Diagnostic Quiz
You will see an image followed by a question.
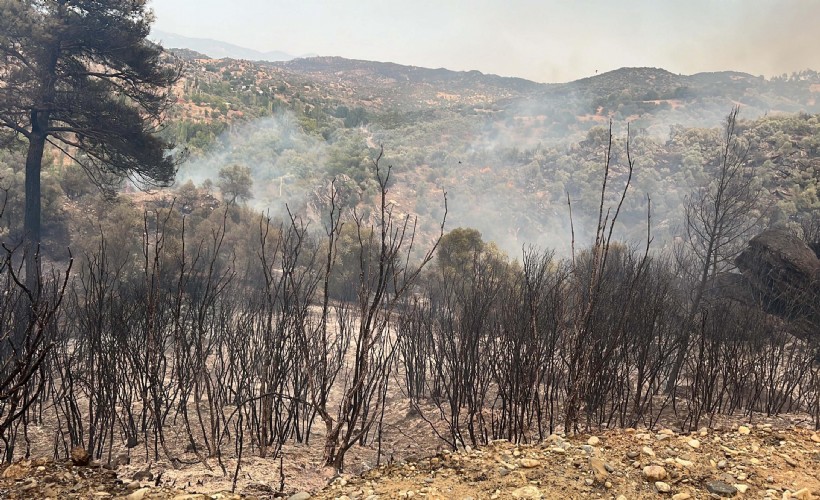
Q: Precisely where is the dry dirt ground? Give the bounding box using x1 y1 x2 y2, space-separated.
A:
1 421 819 500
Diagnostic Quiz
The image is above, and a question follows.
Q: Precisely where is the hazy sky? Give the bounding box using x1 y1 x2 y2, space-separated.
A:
149 0 819 83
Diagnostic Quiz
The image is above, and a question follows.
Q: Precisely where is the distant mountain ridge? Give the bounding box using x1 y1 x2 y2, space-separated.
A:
277 56 541 90
268 58 819 123
266 56 544 108
164 42 819 130
149 29 315 62
150 32 819 114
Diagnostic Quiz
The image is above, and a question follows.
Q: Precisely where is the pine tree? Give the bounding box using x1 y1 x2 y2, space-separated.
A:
0 0 183 285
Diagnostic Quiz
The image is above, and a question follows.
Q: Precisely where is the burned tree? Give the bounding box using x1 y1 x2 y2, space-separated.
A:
666 107 765 393
314 148 446 472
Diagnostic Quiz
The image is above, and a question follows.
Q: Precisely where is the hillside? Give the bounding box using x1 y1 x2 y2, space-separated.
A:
153 53 820 255
273 56 544 110
2 52 818 259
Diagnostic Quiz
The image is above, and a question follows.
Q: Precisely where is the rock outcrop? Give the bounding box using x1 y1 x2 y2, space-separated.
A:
735 228 820 342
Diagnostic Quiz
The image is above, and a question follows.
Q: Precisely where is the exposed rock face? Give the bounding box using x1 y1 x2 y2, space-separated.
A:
735 228 820 342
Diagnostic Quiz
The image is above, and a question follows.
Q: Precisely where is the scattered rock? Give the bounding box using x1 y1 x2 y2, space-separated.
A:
587 436 600 446
641 446 656 457
519 458 540 468
132 469 153 481
126 488 151 500
656 481 671 493
588 457 609 482
672 493 692 500
687 439 701 449
1 463 28 480
735 484 749 493
706 480 738 497
70 446 91 466
288 493 312 500
643 465 667 481
546 434 564 444
19 479 38 491
738 426 751 435
511 485 542 498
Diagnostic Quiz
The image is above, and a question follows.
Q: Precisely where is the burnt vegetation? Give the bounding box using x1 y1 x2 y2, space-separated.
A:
0 107 818 494
0 5 819 493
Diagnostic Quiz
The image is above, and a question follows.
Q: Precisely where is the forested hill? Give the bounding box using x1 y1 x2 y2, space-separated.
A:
269 57 819 121
273 56 544 105
155 52 818 251
173 51 820 124
2 52 818 258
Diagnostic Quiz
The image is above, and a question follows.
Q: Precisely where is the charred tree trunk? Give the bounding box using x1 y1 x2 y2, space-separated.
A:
23 121 46 293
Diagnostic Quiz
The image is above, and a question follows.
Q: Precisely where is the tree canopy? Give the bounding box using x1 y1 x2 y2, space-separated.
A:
0 0 182 270
437 227 484 271
217 163 253 204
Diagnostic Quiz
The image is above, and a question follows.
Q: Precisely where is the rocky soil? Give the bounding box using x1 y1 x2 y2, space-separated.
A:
1 424 818 499
312 424 820 500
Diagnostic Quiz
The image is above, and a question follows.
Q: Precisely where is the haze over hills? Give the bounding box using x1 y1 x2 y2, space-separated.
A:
9 32 815 258
154 32 819 117
163 34 820 119
154 47 819 256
